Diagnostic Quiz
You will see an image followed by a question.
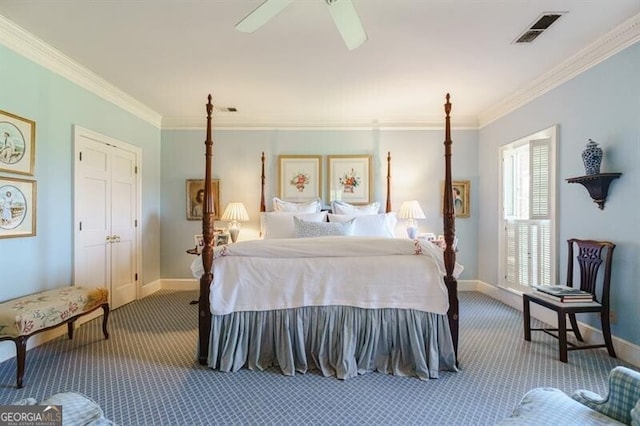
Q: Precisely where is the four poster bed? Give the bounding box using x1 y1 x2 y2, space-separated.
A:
195 94 459 380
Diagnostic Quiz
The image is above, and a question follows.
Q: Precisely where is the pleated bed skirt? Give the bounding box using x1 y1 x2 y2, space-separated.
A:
206 305 457 380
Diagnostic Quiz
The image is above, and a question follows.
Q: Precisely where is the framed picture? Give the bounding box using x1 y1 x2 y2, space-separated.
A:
186 179 220 221
0 110 36 176
441 180 470 218
194 234 204 250
215 233 229 246
278 155 322 202
0 177 36 238
327 155 372 205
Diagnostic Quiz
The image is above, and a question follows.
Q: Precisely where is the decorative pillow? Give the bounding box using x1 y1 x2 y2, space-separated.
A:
332 200 380 215
261 211 327 239
328 213 397 238
39 392 111 425
272 197 321 213
294 216 355 238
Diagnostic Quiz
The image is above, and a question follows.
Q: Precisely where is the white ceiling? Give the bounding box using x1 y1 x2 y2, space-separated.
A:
1 1 639 128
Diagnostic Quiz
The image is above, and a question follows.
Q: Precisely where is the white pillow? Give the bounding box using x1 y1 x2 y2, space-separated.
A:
261 211 328 239
332 200 380 215
294 216 355 238
328 213 397 238
272 197 321 213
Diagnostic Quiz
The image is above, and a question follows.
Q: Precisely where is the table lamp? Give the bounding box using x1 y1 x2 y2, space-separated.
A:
221 202 249 243
398 200 425 239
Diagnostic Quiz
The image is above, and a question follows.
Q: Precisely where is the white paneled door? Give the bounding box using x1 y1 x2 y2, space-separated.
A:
74 126 140 309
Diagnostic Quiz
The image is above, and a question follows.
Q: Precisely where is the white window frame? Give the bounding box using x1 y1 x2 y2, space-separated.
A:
498 125 558 292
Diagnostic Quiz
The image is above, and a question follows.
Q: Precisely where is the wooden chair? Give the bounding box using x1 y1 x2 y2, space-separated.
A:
523 238 616 362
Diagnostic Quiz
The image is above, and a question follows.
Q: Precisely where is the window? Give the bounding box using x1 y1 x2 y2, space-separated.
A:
499 126 557 290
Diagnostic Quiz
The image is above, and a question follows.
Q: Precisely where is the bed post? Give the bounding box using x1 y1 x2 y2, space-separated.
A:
385 152 392 213
198 95 214 365
260 152 266 212
442 93 459 362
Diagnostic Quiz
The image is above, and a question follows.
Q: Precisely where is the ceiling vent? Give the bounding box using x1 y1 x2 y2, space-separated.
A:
514 12 566 44
215 106 238 113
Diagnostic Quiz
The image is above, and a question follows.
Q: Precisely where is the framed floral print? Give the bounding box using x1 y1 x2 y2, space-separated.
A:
0 177 36 238
0 110 36 176
328 155 372 205
278 155 322 202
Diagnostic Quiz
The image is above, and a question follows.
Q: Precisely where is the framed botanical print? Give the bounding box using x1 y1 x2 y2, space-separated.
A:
186 179 220 220
0 177 36 238
327 155 372 205
278 155 322 202
0 110 36 176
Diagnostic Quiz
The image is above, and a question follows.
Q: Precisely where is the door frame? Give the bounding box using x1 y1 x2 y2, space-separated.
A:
73 125 142 301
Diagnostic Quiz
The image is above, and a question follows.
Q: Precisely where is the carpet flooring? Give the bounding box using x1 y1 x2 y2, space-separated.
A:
0 290 632 425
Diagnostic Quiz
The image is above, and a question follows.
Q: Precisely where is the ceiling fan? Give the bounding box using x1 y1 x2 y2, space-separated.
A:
235 0 368 50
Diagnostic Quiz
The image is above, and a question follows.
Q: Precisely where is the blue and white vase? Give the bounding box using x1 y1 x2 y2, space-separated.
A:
581 139 603 175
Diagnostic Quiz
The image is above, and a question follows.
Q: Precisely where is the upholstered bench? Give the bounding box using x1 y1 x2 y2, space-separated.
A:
0 286 109 388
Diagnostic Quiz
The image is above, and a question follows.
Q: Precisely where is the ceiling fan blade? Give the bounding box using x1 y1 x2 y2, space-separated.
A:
236 0 293 33
326 0 367 50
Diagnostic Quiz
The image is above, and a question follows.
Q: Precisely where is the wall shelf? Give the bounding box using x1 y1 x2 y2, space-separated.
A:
566 173 622 210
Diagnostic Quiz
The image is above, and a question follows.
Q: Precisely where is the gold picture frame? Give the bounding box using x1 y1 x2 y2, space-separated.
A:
441 180 470 218
278 155 322 202
186 179 220 220
327 155 372 205
0 110 36 176
0 177 36 238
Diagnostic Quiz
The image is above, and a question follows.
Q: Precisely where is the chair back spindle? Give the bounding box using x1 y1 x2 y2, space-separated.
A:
567 239 615 305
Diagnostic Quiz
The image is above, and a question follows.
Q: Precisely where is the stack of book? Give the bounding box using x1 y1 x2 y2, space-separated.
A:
533 285 594 303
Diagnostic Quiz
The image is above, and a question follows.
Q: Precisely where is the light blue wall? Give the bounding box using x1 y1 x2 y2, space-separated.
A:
0 44 162 301
160 127 479 279
478 43 640 345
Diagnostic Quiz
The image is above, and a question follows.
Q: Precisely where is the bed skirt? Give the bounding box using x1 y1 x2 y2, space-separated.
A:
206 306 457 380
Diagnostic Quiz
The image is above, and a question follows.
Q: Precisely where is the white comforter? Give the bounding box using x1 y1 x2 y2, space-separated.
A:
191 237 463 316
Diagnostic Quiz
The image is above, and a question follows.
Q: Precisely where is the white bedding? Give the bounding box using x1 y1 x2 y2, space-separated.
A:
191 237 463 316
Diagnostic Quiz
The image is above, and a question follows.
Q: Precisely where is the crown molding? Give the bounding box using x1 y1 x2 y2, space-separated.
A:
0 14 162 128
4 11 637 132
479 13 640 128
161 114 479 130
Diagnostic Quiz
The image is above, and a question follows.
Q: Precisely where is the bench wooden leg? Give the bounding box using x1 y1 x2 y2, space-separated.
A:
68 321 75 340
15 336 27 389
102 303 110 339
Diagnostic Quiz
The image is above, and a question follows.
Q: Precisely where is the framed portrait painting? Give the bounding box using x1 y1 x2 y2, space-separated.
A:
186 179 220 220
327 155 372 205
0 110 36 176
441 180 470 218
278 155 322 202
0 177 36 238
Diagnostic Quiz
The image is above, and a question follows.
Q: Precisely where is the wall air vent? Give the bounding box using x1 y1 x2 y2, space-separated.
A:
514 12 566 44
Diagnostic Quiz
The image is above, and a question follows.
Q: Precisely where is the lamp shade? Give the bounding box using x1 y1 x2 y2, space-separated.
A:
221 202 249 222
398 200 425 220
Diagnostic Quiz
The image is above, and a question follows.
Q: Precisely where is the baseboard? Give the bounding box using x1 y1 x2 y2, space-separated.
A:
161 279 198 291
474 280 640 368
140 279 162 298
